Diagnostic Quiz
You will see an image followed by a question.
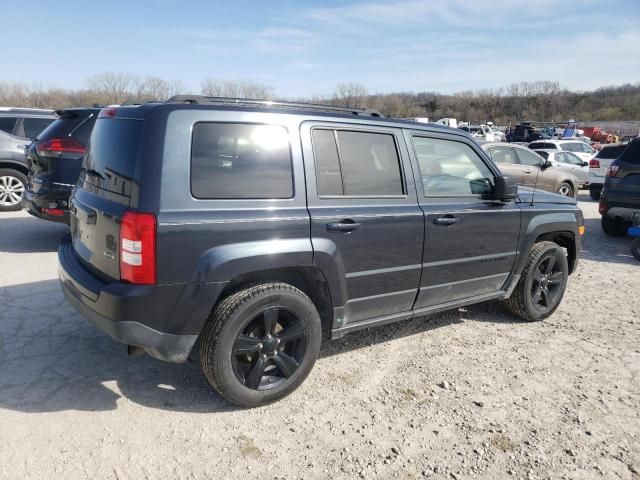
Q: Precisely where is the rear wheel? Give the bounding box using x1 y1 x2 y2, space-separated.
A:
0 168 27 212
557 182 573 198
589 185 601 201
505 241 569 322
200 283 322 407
601 214 628 237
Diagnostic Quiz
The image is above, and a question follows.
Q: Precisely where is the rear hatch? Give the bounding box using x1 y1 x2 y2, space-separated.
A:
70 111 144 282
590 144 627 179
27 109 98 192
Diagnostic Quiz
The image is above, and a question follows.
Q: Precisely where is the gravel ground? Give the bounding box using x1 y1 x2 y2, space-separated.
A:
0 196 638 480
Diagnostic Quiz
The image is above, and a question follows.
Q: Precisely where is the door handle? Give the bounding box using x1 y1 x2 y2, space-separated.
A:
433 216 460 226
524 168 532 174
326 220 361 232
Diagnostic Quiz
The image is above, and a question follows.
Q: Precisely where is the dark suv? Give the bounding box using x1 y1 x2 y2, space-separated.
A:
58 97 584 407
599 138 640 236
0 108 55 211
23 108 99 223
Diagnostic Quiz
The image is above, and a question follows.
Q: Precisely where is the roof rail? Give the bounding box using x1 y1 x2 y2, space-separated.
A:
0 107 53 114
166 95 383 117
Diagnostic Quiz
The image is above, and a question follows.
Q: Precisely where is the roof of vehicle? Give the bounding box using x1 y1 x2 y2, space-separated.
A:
103 96 472 137
481 142 532 150
0 107 54 116
529 139 586 144
54 107 102 118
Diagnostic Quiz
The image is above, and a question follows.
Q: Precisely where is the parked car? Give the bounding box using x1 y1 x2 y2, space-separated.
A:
459 124 497 142
599 138 640 236
588 143 628 200
22 108 100 223
532 149 589 188
482 143 579 197
58 97 584 407
0 108 55 211
527 140 596 162
508 123 544 143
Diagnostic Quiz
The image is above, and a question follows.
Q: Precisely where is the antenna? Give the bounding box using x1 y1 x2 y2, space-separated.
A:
530 161 542 206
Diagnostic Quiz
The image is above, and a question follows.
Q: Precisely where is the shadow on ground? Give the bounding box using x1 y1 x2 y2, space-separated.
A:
0 278 521 414
0 215 68 253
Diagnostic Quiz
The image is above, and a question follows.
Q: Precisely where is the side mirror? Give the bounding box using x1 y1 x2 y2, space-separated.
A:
581 161 589 167
540 159 552 169
493 175 518 201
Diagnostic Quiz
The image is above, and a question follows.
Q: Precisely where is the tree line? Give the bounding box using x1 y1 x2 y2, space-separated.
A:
1 73 638 124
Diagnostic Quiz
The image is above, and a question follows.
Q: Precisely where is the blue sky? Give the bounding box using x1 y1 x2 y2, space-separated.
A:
1 0 639 97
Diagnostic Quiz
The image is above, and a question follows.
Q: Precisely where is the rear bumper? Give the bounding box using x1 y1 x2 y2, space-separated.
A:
23 187 71 224
58 235 225 363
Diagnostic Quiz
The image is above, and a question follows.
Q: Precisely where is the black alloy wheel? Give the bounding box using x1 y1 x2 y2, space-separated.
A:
529 253 564 315
232 306 307 391
200 282 322 407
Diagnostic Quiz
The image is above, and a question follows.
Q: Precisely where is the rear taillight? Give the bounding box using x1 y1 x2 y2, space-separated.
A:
42 208 64 216
598 200 608 215
36 138 86 156
605 165 620 177
589 159 600 168
119 211 157 285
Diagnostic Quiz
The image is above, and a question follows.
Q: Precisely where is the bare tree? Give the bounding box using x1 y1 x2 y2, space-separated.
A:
86 72 133 104
333 82 368 108
201 79 274 99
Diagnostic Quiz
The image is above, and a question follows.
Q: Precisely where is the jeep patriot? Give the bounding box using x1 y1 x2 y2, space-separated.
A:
58 97 584 407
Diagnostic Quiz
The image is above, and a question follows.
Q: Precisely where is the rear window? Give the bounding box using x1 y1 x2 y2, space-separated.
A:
529 142 555 150
191 123 293 199
84 119 142 180
0 116 18 134
38 112 97 147
620 140 640 164
597 145 627 159
560 142 583 153
23 117 54 139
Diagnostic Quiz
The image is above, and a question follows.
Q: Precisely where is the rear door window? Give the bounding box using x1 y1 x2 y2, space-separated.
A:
22 117 54 139
0 116 18 134
191 123 293 199
312 129 404 196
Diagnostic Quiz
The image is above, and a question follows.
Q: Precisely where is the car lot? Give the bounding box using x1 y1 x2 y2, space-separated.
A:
0 198 638 479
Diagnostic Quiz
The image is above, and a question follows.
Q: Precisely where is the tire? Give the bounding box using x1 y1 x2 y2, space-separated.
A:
0 168 27 212
557 182 574 198
601 214 628 237
589 185 601 201
200 282 322 407
504 241 569 322
631 238 640 261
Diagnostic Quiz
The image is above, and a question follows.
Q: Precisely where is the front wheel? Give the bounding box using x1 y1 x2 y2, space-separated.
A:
557 182 574 198
504 241 569 322
0 168 27 212
200 283 322 407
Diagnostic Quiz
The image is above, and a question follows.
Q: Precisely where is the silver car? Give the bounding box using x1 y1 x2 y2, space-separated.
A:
0 108 55 211
532 149 588 188
482 143 579 197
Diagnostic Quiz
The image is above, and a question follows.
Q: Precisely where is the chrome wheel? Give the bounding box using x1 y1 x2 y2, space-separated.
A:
0 175 25 207
557 183 572 197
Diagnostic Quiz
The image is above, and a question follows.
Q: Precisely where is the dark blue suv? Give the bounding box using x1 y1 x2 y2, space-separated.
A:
58 97 584 407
